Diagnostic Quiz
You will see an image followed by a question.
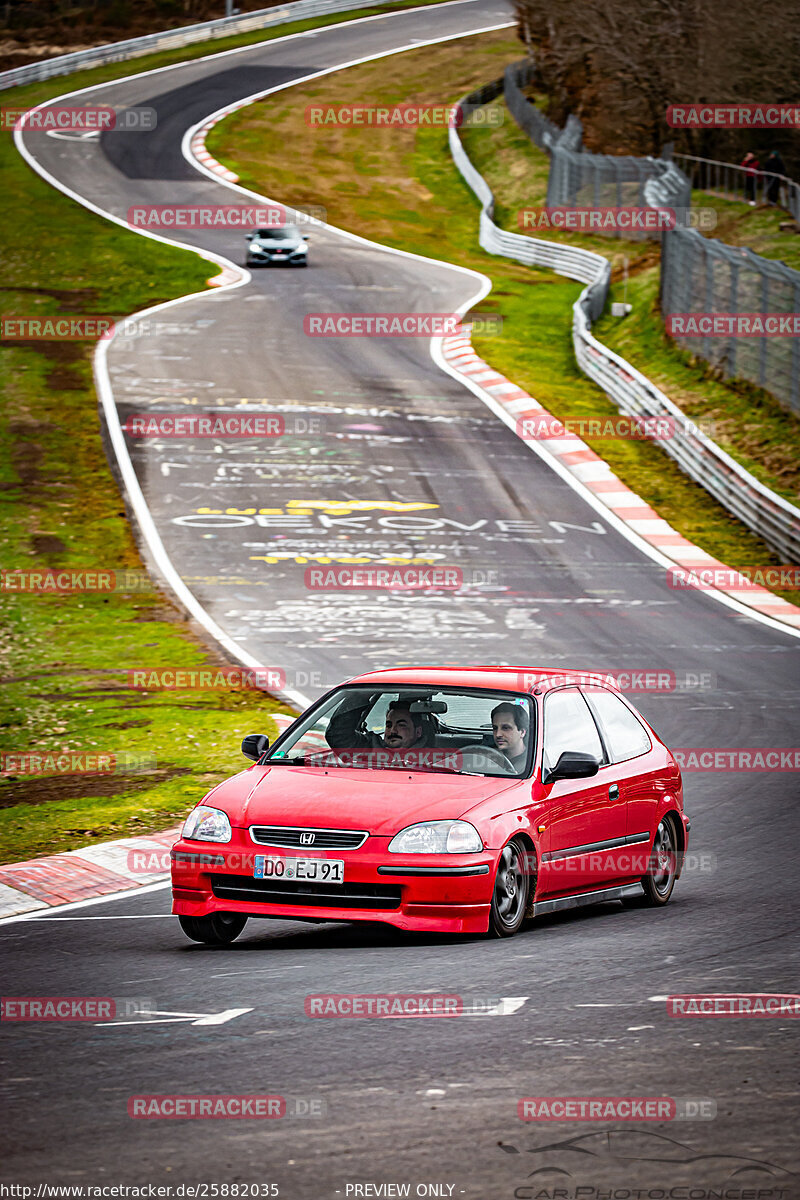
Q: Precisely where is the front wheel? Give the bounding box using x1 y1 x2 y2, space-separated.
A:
178 912 248 945
640 818 678 906
488 838 529 938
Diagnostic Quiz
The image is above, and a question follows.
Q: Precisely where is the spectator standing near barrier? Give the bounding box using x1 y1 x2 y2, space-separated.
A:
741 151 760 204
764 150 786 205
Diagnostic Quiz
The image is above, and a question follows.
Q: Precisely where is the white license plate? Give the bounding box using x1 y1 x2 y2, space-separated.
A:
253 855 344 883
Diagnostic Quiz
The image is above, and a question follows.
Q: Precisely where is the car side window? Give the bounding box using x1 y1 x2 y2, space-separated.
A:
542 688 604 773
584 688 651 762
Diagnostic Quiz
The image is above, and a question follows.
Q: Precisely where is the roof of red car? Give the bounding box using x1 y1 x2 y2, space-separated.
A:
344 666 621 695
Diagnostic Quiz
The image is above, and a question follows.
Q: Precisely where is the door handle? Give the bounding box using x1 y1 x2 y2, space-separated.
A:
608 784 620 799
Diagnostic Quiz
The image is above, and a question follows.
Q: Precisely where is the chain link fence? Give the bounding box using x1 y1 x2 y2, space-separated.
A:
450 79 800 562
661 229 800 413
504 59 800 414
674 153 800 224
504 61 691 239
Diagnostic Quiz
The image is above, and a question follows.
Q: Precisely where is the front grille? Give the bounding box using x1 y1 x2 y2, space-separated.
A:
211 874 401 910
250 825 368 850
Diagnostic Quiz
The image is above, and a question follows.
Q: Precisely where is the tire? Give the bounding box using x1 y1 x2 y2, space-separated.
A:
640 817 678 906
488 838 529 938
178 913 248 945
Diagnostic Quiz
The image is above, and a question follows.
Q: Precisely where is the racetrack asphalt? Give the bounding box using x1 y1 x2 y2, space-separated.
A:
5 3 800 1193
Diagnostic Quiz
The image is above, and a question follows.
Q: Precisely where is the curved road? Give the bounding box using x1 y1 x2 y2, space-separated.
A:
3 3 800 1194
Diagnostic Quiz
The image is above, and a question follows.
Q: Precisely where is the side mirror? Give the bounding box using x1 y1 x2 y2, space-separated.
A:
542 751 599 784
245 232 254 241
242 733 269 761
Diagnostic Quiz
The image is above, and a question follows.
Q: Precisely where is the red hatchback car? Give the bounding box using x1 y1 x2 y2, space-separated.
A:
171 667 689 944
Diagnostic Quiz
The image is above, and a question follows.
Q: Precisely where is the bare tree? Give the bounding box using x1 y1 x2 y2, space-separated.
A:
513 0 800 166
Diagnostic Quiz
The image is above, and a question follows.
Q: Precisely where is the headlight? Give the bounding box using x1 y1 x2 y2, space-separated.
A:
182 805 232 843
388 820 482 854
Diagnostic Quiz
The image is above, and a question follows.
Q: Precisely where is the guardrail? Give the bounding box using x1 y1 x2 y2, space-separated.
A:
503 61 692 239
0 0 403 90
450 82 800 564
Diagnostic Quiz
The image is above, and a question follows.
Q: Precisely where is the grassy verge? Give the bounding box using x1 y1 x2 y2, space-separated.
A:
207 31 800 607
12 0 463 859
0 0 453 106
456 96 800 506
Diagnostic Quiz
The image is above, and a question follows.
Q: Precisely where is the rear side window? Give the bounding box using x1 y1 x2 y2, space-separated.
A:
584 688 651 762
542 688 604 773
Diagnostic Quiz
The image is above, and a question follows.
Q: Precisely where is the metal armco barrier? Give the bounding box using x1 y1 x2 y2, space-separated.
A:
450 83 800 564
504 61 691 239
503 61 800 415
0 0 404 90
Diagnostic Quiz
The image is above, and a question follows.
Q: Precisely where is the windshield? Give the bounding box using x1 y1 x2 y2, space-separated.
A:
253 226 300 240
265 685 535 778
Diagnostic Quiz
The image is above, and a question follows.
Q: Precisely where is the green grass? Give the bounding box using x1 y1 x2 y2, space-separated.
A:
0 0 452 106
692 190 800 273
11 0 470 860
207 32 800 609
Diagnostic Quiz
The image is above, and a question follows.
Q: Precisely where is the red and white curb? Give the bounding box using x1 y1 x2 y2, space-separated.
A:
190 111 242 184
442 332 800 631
0 717 303 920
190 114 247 288
0 827 181 918
190 116 250 288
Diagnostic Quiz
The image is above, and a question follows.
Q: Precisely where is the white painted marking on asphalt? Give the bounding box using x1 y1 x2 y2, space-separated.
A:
19 914 174 919
0 880 172 926
193 1007 254 1025
15 7 516 717
100 1007 253 1027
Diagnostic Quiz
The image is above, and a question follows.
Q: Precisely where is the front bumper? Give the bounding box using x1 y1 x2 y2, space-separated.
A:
247 251 306 265
170 831 494 934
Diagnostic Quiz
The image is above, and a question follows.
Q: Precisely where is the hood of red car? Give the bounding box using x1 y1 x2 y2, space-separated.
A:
207 764 520 838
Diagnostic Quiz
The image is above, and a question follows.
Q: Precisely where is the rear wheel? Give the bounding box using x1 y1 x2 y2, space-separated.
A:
488 838 529 938
640 817 678 905
178 913 248 945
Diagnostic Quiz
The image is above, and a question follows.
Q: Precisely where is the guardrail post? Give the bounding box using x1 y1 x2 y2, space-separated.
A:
727 257 739 378
792 282 800 413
